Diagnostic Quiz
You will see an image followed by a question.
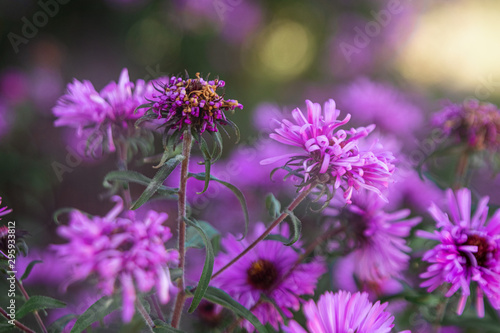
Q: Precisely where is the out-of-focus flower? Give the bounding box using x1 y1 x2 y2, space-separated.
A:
326 190 420 283
418 188 500 317
0 68 28 106
53 68 154 154
141 73 242 136
284 291 410 333
52 197 179 322
338 78 423 139
432 99 500 151
0 197 12 219
211 223 326 332
261 99 395 203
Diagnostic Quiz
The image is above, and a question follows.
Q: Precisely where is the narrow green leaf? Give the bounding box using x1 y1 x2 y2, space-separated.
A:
16 296 66 320
265 194 281 219
52 207 75 224
103 170 178 196
152 320 186 333
70 296 120 333
197 137 212 194
20 260 43 281
284 210 302 246
186 221 220 249
188 173 249 239
202 287 268 333
48 314 77 333
226 119 240 144
184 218 215 313
131 155 184 210
209 131 223 163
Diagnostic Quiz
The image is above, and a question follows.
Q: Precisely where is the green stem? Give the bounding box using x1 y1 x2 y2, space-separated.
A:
136 299 155 332
453 150 469 190
117 141 134 219
0 307 36 333
211 183 317 280
171 130 193 328
16 278 47 333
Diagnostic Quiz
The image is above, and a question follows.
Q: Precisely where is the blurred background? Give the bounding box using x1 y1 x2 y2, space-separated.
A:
1 0 500 331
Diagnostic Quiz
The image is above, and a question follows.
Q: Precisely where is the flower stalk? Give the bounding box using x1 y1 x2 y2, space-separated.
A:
171 130 193 328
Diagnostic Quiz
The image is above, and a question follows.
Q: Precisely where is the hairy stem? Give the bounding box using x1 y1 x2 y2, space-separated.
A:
0 307 36 333
171 131 193 328
453 150 469 190
150 295 165 322
117 141 135 219
136 299 155 331
16 279 47 333
211 184 317 280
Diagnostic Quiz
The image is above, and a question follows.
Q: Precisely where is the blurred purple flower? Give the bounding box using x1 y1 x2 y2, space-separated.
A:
52 196 179 322
53 68 153 153
0 68 28 106
418 188 500 317
432 99 500 151
0 197 12 219
327 190 420 282
15 249 69 286
284 290 410 333
146 73 242 135
261 99 395 203
211 222 326 332
338 78 423 138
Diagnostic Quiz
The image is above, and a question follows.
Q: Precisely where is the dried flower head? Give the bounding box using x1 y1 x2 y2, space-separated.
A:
433 99 500 151
52 197 179 322
418 188 500 317
140 72 243 139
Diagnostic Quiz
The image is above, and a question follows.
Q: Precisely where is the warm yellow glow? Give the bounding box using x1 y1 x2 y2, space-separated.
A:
397 0 500 91
252 20 314 80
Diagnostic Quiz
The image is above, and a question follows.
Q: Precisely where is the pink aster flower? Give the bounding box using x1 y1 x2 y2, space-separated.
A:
284 291 410 333
52 68 154 154
211 223 326 332
262 99 395 203
52 197 179 322
417 188 500 317
326 190 420 283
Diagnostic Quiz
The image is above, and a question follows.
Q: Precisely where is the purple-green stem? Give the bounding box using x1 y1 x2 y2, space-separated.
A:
136 299 155 331
16 278 47 333
171 131 193 328
0 307 36 333
211 183 317 281
150 294 165 322
453 150 469 190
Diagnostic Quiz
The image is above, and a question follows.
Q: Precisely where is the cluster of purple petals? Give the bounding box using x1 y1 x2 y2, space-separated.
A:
432 99 500 151
52 68 153 152
417 188 500 317
326 190 420 283
284 290 410 333
0 197 12 219
211 223 326 332
149 74 242 134
338 78 423 139
262 99 395 203
52 196 179 322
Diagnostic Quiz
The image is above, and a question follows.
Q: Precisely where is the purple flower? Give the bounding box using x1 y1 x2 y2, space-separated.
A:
284 291 410 333
145 73 243 135
0 197 12 219
261 99 395 203
432 99 500 151
52 196 179 322
418 188 500 317
326 190 420 282
53 68 153 153
338 78 423 139
211 223 326 332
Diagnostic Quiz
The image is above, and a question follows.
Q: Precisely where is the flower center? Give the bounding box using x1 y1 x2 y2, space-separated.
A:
246 259 278 290
464 234 489 267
